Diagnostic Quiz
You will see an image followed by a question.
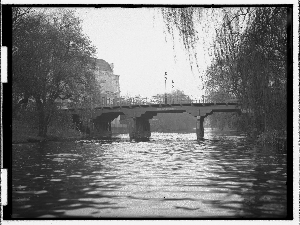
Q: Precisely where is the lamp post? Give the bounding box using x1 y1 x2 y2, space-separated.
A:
164 72 167 104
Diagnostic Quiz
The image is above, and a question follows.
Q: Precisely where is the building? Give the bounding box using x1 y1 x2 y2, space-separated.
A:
90 58 125 131
90 58 120 107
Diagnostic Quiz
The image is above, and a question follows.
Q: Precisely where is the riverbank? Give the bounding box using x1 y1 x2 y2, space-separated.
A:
12 120 130 144
12 120 85 144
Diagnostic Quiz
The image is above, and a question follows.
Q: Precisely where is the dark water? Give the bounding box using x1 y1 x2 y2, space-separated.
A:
12 130 287 218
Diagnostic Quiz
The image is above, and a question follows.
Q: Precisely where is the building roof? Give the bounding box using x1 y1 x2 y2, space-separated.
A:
90 58 113 72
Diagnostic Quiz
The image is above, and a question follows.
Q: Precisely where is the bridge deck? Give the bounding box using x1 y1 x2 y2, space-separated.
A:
69 102 239 111
66 102 241 120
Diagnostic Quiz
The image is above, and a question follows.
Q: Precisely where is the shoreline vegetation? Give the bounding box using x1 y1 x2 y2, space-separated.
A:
12 119 85 144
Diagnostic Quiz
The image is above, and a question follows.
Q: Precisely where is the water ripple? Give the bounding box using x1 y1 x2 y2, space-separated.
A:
12 131 287 218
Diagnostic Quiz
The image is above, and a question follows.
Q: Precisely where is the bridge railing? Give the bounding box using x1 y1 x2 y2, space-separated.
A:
58 96 239 109
91 96 239 107
61 96 239 109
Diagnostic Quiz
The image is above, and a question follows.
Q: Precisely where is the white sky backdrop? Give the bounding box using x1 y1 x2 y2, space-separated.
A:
75 8 214 99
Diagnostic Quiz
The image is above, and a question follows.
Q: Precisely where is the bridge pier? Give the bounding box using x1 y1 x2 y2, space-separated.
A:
128 117 151 141
196 116 205 140
92 119 112 139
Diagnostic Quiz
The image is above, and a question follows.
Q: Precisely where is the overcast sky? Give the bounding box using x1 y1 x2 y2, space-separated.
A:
74 8 214 99
5 2 298 100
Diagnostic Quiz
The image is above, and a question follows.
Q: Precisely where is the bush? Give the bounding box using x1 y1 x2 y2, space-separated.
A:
49 110 74 130
257 130 281 144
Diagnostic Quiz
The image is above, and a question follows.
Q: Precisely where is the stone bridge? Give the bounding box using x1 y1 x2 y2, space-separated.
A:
67 100 241 141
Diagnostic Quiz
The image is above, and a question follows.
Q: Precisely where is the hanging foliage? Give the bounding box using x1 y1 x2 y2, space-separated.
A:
161 7 288 137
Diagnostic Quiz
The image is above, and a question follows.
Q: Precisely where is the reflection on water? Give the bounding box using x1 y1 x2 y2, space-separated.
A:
12 130 287 218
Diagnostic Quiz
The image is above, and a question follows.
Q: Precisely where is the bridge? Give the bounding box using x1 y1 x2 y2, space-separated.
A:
65 97 241 141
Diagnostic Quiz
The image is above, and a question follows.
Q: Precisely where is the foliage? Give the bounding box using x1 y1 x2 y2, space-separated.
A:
207 112 237 130
161 8 203 71
152 89 192 103
13 102 39 128
205 7 287 135
162 7 288 137
256 130 282 144
12 8 97 137
49 110 74 130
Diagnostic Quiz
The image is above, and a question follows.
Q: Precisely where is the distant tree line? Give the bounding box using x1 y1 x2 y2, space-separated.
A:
149 90 196 132
150 113 196 132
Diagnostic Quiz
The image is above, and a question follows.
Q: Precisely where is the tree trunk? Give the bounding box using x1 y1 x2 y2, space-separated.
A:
38 117 48 137
36 99 48 138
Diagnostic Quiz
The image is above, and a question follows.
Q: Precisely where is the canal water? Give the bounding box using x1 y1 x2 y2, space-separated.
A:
12 130 287 218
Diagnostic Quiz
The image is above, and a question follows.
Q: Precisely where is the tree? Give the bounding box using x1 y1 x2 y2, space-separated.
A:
162 7 288 136
12 8 97 137
12 7 34 117
205 7 287 134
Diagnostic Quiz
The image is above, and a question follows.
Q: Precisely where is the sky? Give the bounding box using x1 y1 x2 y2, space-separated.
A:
74 8 214 99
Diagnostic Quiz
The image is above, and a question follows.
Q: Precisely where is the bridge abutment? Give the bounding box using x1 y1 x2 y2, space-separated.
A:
128 117 151 141
92 119 112 139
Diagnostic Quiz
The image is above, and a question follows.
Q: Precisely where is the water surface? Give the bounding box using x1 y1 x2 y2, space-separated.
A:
12 130 287 218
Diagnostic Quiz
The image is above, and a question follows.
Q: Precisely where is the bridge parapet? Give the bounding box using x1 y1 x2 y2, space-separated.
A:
60 96 239 109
